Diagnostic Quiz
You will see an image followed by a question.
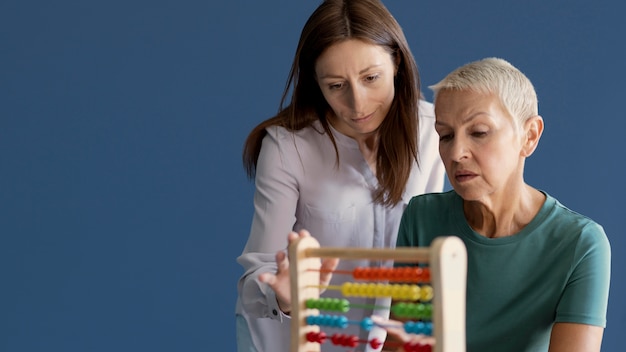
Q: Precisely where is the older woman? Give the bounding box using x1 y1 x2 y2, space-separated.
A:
390 57 610 351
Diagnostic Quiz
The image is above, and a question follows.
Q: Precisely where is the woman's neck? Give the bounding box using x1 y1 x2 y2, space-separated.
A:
464 186 545 238
358 135 379 175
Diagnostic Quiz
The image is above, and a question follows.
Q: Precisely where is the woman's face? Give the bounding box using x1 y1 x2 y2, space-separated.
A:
434 89 527 202
315 39 396 141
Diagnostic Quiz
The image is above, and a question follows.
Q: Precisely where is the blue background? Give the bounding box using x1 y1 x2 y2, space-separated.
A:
1 0 624 351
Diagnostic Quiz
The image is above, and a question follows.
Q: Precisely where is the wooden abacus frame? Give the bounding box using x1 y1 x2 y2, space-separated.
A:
288 235 467 352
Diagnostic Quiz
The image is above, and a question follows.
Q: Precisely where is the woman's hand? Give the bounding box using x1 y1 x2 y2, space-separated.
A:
259 229 339 314
371 316 435 352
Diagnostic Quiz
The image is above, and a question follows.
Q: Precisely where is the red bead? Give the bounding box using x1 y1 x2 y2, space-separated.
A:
353 267 365 280
403 341 433 352
369 338 382 349
347 335 358 347
306 331 326 343
331 333 343 345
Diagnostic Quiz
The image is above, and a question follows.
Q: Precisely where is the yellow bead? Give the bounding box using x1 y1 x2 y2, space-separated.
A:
421 285 434 302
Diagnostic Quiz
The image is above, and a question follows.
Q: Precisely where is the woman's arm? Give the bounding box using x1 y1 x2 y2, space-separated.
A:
549 322 604 352
550 223 610 351
236 128 300 319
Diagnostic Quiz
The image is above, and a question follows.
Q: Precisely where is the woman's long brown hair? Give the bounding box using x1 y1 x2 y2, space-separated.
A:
243 0 421 207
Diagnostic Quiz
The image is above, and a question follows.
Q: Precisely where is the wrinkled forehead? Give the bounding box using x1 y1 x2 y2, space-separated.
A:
433 89 516 125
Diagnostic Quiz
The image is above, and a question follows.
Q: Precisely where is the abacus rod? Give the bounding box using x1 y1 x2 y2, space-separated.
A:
304 247 430 262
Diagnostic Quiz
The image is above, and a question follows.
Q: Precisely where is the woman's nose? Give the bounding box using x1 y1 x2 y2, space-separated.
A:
450 137 469 161
348 85 366 114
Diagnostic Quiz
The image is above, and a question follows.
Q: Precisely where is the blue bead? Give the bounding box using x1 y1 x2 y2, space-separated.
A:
360 317 373 331
337 316 348 328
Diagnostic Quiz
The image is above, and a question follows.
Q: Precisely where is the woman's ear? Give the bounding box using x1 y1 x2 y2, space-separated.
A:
521 115 544 157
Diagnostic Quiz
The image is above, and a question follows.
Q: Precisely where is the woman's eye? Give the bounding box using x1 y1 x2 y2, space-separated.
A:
472 131 488 137
365 74 380 82
439 134 453 142
328 83 343 90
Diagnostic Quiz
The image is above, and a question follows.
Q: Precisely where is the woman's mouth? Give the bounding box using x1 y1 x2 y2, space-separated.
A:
455 170 477 183
352 113 374 123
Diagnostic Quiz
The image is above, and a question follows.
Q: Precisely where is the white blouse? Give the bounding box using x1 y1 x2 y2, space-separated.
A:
236 100 445 352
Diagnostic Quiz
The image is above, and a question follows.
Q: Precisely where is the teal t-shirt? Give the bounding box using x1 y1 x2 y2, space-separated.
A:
397 190 611 352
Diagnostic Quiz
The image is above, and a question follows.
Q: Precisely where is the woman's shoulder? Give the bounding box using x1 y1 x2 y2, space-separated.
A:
416 99 438 146
544 193 600 226
542 192 609 244
264 122 326 144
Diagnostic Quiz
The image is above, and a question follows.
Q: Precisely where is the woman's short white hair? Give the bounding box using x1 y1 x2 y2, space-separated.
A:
429 57 538 125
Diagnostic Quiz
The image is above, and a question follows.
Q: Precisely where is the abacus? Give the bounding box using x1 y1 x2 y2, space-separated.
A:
288 236 467 352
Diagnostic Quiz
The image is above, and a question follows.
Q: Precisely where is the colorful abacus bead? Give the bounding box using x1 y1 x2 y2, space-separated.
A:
352 266 431 283
306 314 348 329
330 333 359 348
353 267 375 280
306 298 350 312
420 285 434 301
398 284 421 300
306 331 327 344
369 337 383 349
340 282 420 299
421 267 431 282
360 317 374 331
403 341 433 352
404 321 433 335
391 267 421 282
391 302 433 319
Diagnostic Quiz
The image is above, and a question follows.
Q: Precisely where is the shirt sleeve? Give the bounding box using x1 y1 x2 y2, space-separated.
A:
236 127 300 320
555 222 611 327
